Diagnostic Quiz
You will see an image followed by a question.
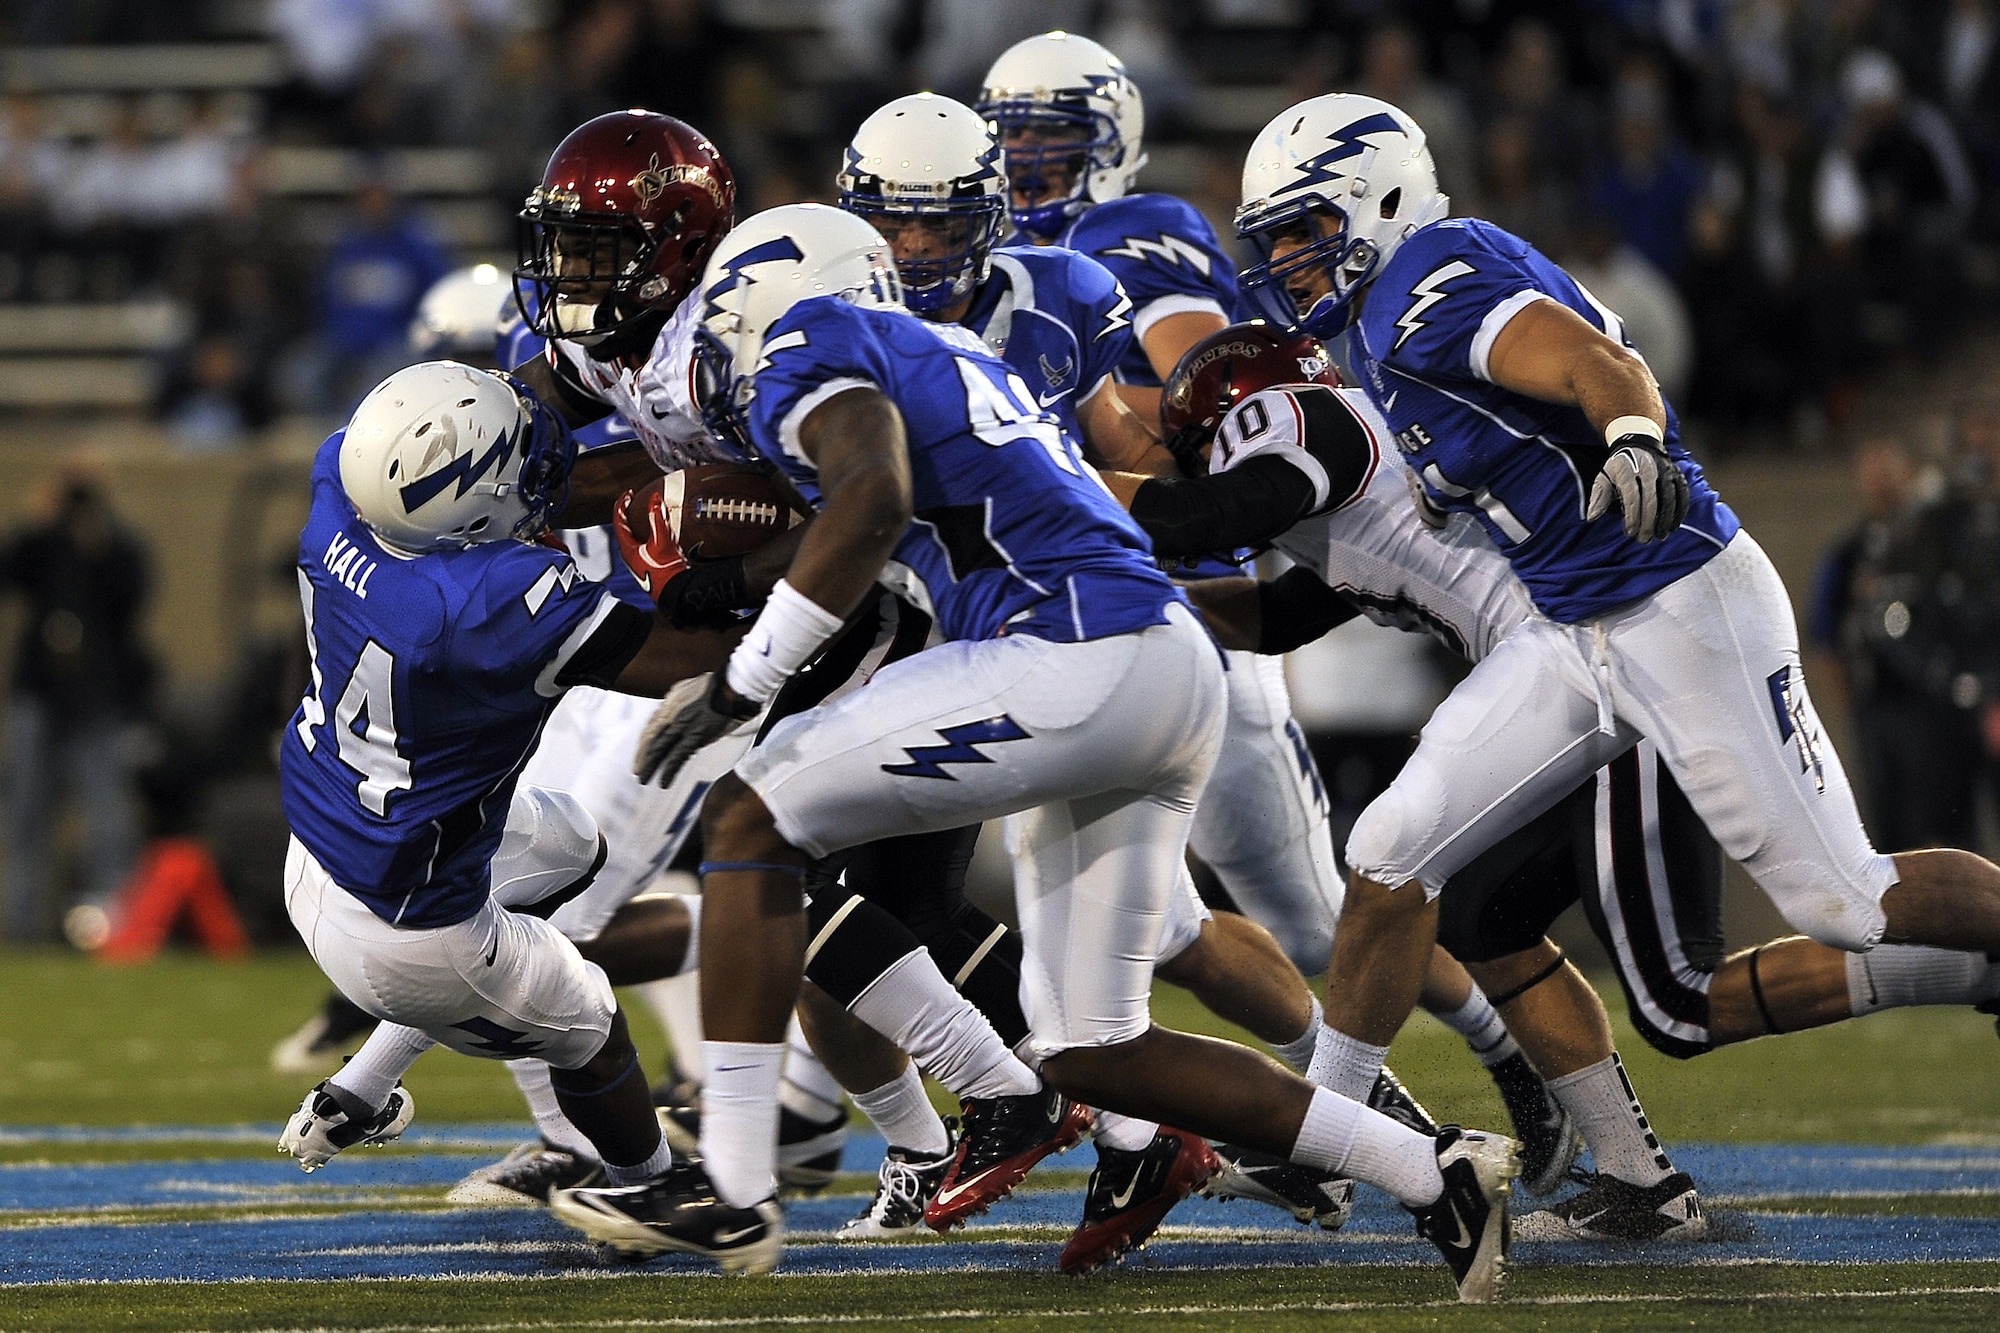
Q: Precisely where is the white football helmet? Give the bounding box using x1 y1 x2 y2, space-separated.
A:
409 264 508 362
694 203 902 456
837 93 1006 316
1236 94 1448 334
976 31 1146 239
339 361 575 552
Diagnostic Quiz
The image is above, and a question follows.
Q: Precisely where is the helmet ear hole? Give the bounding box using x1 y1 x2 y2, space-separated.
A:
1380 187 1402 220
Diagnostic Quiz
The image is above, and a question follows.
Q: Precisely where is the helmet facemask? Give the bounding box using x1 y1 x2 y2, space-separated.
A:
689 327 756 462
838 190 1002 317
1239 197 1392 335
498 373 578 541
514 195 690 345
984 106 1118 239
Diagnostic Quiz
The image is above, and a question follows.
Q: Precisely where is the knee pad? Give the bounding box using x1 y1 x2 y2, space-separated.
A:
1345 766 1444 893
491 787 602 910
1770 884 1884 954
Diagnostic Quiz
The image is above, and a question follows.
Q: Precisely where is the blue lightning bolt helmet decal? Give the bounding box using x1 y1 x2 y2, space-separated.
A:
1234 95 1445 337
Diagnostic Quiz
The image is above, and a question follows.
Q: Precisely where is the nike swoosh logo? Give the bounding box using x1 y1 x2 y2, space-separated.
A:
712 1224 761 1245
1383 390 1399 413
1570 1207 1610 1231
932 1177 987 1206
484 937 499 967
649 404 676 420
714 1064 756 1073
1036 388 1071 409
1107 1174 1143 1211
1438 1201 1471 1250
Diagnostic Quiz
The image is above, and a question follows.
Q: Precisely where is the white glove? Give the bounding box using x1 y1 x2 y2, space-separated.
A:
632 673 759 789
1586 436 1689 543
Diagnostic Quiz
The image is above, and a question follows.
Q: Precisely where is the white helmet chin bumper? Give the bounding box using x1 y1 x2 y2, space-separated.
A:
1236 93 1446 334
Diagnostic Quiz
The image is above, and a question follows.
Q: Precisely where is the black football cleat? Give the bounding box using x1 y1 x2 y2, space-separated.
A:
1369 1065 1441 1135
445 1140 605 1207
658 1100 849 1197
924 1085 1093 1231
1487 1052 1583 1196
838 1135 957 1239
1408 1125 1520 1303
549 1159 784 1274
1059 1126 1220 1275
1200 1141 1355 1230
1513 1169 1706 1242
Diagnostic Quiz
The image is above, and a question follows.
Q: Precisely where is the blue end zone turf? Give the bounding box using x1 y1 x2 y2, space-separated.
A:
5 1130 2000 1285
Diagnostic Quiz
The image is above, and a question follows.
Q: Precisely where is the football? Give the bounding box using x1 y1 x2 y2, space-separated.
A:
623 463 800 560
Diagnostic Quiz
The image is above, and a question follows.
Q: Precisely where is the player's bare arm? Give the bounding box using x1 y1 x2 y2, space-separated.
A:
1117 309 1226 420
1185 572 1360 656
769 386 912 627
610 623 746 697
1079 378 1172 475
1483 299 1685 543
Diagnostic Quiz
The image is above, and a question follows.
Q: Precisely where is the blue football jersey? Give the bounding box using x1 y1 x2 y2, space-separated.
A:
961 245 1134 444
1029 194 1241 388
1351 218 1739 622
741 297 1183 644
279 435 651 928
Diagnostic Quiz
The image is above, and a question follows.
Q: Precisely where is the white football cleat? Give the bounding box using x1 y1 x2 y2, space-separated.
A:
278 1080 414 1172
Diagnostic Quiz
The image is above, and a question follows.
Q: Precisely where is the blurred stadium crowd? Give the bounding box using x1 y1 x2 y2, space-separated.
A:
0 0 1994 444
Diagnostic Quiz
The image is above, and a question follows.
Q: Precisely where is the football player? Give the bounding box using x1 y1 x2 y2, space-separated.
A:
1230 92 2000 1236
275 360 738 1196
545 205 1522 1303
831 92 1556 1264
1115 321 1703 1237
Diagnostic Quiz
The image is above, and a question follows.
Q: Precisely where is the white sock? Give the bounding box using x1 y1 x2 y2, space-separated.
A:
779 1015 846 1123
1271 995 1324 1074
637 971 705 1086
1435 986 1521 1068
605 1135 672 1186
507 1059 596 1160
1306 1026 1387 1103
1290 1086 1443 1207
850 1063 950 1156
1093 1111 1159 1152
328 1023 436 1112
1546 1054 1672 1187
848 948 1040 1100
700 1039 785 1207
1847 945 2000 1015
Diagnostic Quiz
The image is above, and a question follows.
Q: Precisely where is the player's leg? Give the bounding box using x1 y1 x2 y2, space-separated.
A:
1187 650 1340 972
282 839 674 1193
1320 619 1631 1106
1608 533 2000 954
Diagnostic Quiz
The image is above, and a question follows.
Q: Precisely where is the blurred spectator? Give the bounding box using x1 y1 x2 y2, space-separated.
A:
0 94 63 303
1354 17 1475 201
0 469 154 943
309 174 453 414
1819 408 2000 853
1484 18 1599 192
1470 115 1573 254
1817 48 1975 353
1564 212 1694 403
1588 54 1704 276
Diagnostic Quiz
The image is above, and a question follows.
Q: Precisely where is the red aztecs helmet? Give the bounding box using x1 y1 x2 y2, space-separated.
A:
515 110 736 344
1158 320 1340 474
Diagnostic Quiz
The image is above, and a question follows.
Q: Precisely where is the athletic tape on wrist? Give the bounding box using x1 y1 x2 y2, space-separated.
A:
1604 415 1665 448
725 578 846 703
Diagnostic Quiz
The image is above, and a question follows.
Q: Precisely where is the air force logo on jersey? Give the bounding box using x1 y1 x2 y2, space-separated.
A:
1767 664 1828 793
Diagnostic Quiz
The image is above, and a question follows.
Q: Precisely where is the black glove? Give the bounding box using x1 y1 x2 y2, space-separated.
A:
658 555 754 630
1587 433 1688 543
632 672 761 788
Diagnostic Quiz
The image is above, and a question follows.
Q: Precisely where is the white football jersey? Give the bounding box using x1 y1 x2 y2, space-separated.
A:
550 289 735 475
1210 384 1536 663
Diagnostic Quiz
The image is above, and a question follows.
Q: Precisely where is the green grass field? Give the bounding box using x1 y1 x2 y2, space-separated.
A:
4 946 2000 1330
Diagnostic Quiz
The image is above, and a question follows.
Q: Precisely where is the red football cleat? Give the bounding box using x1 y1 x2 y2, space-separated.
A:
1058 1125 1220 1275
924 1086 1093 1232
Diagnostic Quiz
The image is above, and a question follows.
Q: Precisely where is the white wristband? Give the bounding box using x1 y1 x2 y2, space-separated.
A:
1604 415 1665 448
725 578 846 704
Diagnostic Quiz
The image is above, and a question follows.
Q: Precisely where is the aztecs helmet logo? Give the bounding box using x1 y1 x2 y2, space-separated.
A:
631 154 671 206
630 153 729 212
